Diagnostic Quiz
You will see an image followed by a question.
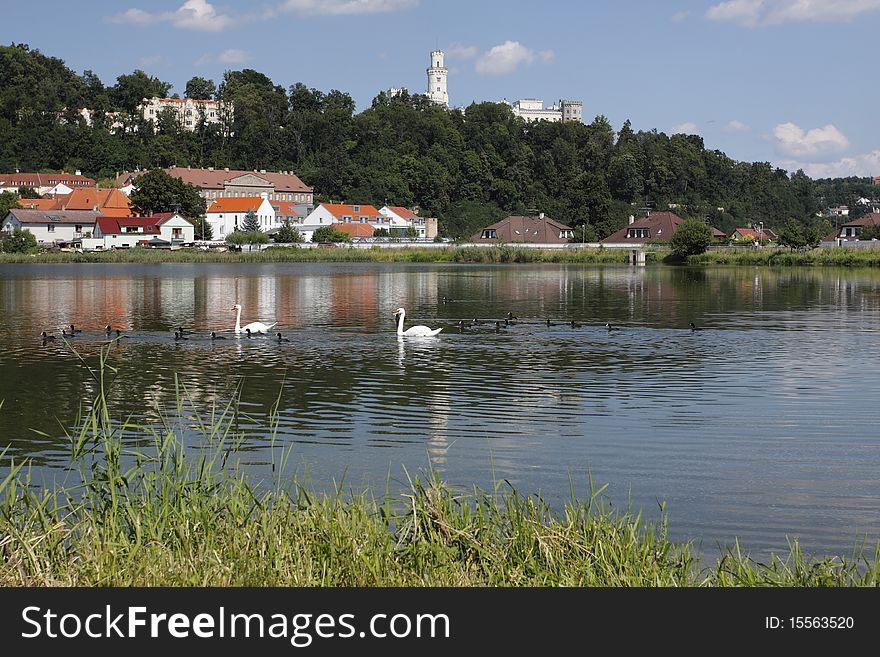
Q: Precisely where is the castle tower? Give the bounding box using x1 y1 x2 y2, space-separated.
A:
426 50 448 107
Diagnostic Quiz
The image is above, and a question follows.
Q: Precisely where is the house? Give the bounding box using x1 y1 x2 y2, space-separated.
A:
206 196 276 239
0 171 95 196
331 223 376 239
2 209 100 244
601 212 725 246
271 200 313 224
730 227 778 243
824 213 880 244
140 97 230 131
470 214 574 244
380 206 438 239
87 213 194 250
116 167 313 204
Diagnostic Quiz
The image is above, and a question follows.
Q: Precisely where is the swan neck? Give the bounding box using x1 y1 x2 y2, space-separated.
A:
396 310 405 335
235 306 242 333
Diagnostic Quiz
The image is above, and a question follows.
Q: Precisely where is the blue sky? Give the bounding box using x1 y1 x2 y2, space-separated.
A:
3 0 879 178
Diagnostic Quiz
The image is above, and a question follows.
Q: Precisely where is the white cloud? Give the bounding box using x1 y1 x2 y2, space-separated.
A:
446 43 478 60
671 122 701 135
773 122 849 159
778 150 880 178
218 49 252 64
108 0 233 32
475 41 554 76
671 10 692 22
279 0 418 15
138 54 166 68
724 119 751 132
706 0 880 27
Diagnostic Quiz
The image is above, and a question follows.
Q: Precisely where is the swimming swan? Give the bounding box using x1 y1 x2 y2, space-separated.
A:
232 304 277 334
394 308 442 337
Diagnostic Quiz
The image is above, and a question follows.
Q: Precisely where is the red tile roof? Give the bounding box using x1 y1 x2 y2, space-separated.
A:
321 203 382 220
0 172 95 189
385 206 419 219
96 216 163 235
117 167 312 194
471 215 573 244
207 197 269 213
332 222 376 238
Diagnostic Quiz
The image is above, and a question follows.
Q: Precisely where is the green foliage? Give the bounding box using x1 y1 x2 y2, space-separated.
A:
110 69 171 113
669 218 713 258
191 216 213 241
225 229 268 246
312 226 352 243
17 186 41 199
373 227 390 237
129 169 207 219
0 227 37 253
778 220 820 251
275 218 303 243
185 76 216 100
0 191 22 218
242 209 261 232
857 224 880 241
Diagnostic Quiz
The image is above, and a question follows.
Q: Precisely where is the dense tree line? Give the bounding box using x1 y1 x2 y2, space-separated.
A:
1 43 874 239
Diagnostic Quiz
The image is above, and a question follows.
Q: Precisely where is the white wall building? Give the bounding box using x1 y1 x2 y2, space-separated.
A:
427 50 449 107
2 209 99 244
379 206 437 239
509 98 583 123
140 97 231 131
206 196 276 239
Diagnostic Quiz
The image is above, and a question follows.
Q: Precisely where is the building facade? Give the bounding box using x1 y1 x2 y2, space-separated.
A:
0 171 95 196
471 214 574 244
427 50 449 107
2 209 100 244
509 99 583 123
140 97 231 131
88 213 194 250
206 196 277 238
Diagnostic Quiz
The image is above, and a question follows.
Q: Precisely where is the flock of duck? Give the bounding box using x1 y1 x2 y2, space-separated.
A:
39 303 705 343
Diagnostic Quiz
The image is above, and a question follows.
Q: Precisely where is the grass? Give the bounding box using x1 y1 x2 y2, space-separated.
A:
0 343 877 587
690 247 880 267
0 245 630 265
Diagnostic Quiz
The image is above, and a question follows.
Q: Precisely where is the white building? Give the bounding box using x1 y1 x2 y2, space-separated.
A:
2 209 99 244
427 50 448 107
87 213 194 250
509 98 583 123
140 97 231 131
206 196 276 239
379 206 437 239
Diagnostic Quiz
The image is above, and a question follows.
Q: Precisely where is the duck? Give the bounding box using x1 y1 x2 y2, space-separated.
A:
494 321 506 333
210 331 227 340
394 308 442 337
506 312 518 321
442 296 449 304
472 318 484 326
276 332 290 342
546 319 557 327
68 324 82 334
61 328 76 338
41 331 56 341
690 322 703 332
605 323 621 331
174 331 188 341
178 325 194 336
104 324 113 336
570 320 582 328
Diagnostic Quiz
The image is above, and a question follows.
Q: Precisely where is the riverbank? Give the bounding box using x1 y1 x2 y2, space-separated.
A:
0 246 630 265
690 247 880 267
1 351 876 587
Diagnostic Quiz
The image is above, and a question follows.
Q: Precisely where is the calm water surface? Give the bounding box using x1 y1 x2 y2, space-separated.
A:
1 262 879 559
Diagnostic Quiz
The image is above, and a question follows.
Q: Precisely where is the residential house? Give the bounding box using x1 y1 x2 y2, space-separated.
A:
2 209 100 244
730 227 778 243
0 171 95 196
470 214 574 244
206 196 276 239
86 213 194 250
332 223 376 239
380 206 437 239
824 213 880 244
601 212 725 246
116 167 313 204
140 97 230 131
301 203 390 242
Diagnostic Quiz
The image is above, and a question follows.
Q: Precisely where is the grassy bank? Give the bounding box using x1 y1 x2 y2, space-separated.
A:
690 247 880 267
1 348 877 587
0 245 629 265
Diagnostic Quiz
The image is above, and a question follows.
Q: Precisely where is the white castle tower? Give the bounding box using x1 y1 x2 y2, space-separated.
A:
426 50 448 107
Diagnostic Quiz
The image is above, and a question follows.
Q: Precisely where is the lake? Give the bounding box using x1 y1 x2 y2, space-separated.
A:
1 262 879 559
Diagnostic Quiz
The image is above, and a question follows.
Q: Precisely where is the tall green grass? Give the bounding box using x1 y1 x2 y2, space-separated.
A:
0 343 877 586
690 247 880 267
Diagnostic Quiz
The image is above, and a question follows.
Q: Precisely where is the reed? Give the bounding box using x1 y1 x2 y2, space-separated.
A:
0 344 876 587
690 247 880 267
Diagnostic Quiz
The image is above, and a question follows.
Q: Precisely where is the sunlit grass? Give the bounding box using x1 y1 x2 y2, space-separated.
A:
0 343 877 587
691 247 880 267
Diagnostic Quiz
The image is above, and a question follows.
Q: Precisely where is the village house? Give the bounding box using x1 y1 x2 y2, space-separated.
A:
140 97 230 131
601 211 725 246
300 203 389 242
823 213 880 245
729 226 778 243
2 208 100 244
0 171 95 196
84 213 194 250
471 213 574 244
116 167 313 205
380 206 437 239
206 196 276 239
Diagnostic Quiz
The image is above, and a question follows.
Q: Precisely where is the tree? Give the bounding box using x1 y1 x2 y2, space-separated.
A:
129 169 207 219
1 227 37 253
192 217 213 241
0 191 22 218
17 186 41 199
778 220 811 251
669 219 713 258
226 230 268 246
242 209 261 232
110 70 171 112
275 218 303 243
312 226 352 243
373 227 389 237
185 76 216 100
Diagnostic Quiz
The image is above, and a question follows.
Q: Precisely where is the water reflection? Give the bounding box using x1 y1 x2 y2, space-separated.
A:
1 263 880 559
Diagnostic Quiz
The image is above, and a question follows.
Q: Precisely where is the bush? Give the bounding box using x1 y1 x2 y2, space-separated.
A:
312 226 352 243
275 218 303 243
0 227 38 253
226 230 268 246
669 219 713 259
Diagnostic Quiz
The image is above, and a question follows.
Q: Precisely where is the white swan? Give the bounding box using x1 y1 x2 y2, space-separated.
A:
394 307 442 337
232 304 277 334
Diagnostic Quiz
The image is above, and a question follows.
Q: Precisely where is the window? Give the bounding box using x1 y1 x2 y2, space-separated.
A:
481 229 497 239
125 226 139 233
74 225 82 233
172 228 182 238
353 205 360 212
47 224 55 233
